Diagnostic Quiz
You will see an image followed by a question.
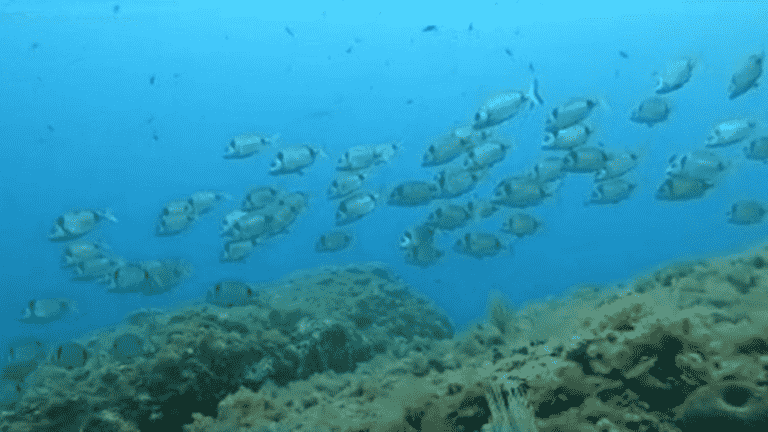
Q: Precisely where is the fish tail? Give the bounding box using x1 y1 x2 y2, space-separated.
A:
100 209 119 223
528 78 544 106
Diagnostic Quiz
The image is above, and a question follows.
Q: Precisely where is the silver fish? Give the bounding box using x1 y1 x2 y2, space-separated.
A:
585 179 636 205
207 280 258 307
335 192 380 225
727 200 767 225
545 97 598 132
224 133 278 159
655 177 713 201
666 150 728 181
630 96 669 128
473 80 543 130
655 58 694 94
542 123 592 150
49 209 118 241
269 145 326 175
387 181 441 206
454 232 509 259
729 52 763 99
744 136 768 162
596 150 639 181
425 203 473 231
705 119 756 147
19 298 83 324
315 231 353 252
501 213 540 238
188 190 231 215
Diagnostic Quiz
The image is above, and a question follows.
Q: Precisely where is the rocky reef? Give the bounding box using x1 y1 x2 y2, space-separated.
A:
2 245 768 431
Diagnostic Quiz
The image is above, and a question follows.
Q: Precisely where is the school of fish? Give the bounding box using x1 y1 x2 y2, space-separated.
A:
3 47 765 400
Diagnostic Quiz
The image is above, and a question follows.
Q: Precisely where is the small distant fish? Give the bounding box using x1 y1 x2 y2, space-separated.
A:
619 51 628 58
387 181 441 207
545 97 598 132
49 209 118 241
285 27 295 37
422 25 437 32
346 47 353 54
468 23 473 31
51 342 89 369
705 119 756 147
156 213 196 236
403 243 444 268
585 179 636 205
501 212 540 238
113 4 120 13
728 200 767 225
335 192 380 225
399 224 436 249
666 150 729 181
655 177 713 201
149 75 155 85
224 132 279 159
152 133 158 141
18 298 83 324
529 63 535 72
505 48 513 58
406 99 413 105
473 79 543 130
188 190 231 215
315 231 353 253
269 144 327 175
337 142 399 171
729 51 763 99
207 280 258 308
744 136 768 162
655 58 694 94
111 333 146 362
454 232 509 259
4 337 46 381
630 96 670 128
31 42 39 50
47 124 55 132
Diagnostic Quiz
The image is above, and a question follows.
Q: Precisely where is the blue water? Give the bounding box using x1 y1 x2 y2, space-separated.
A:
1 1 766 357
